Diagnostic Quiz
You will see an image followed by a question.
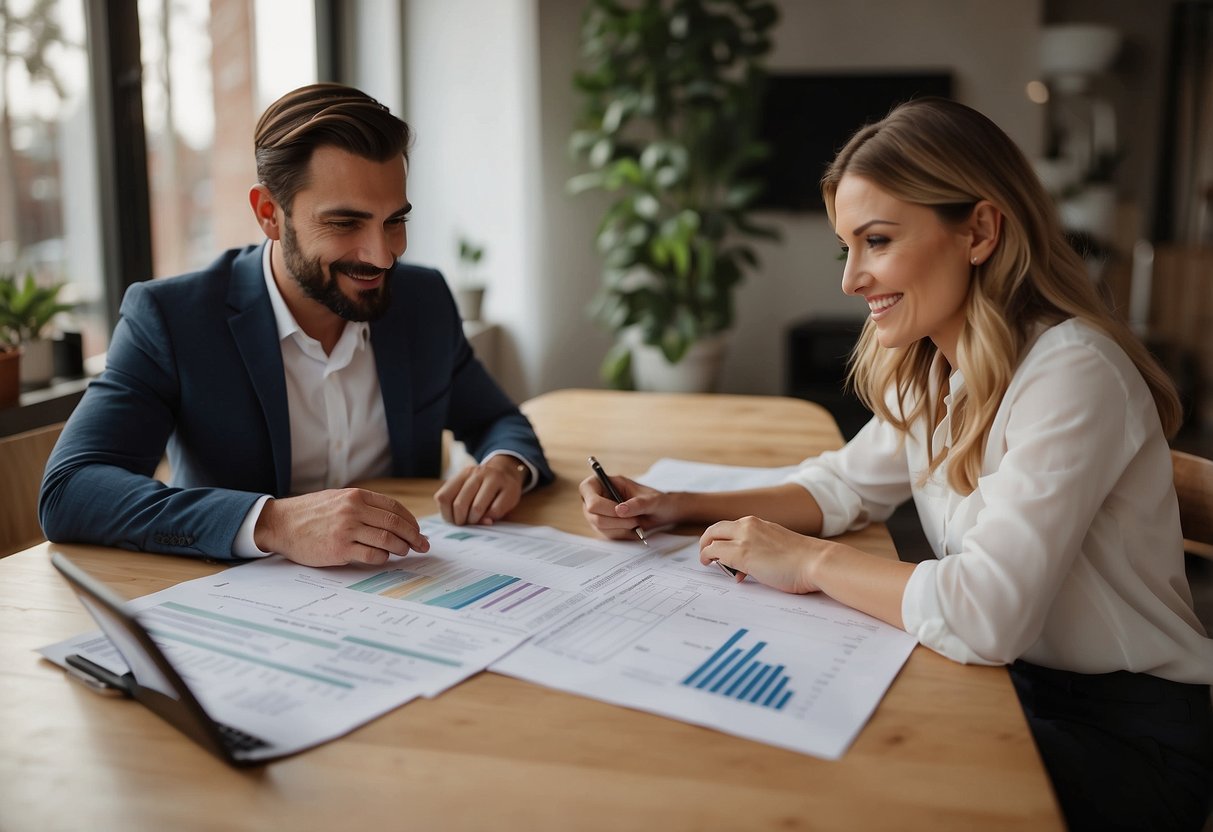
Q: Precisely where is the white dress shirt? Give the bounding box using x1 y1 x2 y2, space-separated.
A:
787 318 1213 684
233 242 534 556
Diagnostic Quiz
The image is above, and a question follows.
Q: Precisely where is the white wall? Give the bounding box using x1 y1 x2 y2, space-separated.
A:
403 0 1045 398
400 0 544 401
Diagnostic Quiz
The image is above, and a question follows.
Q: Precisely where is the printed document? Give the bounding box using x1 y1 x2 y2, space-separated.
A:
635 458 801 492
492 539 916 760
39 518 673 755
41 514 914 761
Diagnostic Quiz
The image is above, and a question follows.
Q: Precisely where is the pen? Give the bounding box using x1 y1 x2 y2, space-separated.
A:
65 653 132 697
712 559 741 578
588 456 648 545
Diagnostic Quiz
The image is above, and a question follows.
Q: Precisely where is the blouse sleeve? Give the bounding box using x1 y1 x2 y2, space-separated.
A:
785 414 914 538
901 337 1154 665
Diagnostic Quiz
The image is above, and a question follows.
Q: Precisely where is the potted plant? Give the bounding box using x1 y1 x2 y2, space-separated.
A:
569 0 780 391
453 236 487 322
0 273 75 389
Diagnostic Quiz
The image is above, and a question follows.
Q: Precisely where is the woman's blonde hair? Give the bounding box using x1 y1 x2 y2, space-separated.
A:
821 98 1181 494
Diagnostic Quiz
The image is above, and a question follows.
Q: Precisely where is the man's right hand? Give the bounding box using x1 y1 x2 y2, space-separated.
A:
253 488 430 567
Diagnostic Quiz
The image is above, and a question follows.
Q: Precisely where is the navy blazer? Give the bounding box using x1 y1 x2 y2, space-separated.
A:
39 244 552 559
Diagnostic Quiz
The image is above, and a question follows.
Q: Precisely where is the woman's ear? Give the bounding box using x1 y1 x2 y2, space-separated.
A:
968 200 1002 266
249 185 283 240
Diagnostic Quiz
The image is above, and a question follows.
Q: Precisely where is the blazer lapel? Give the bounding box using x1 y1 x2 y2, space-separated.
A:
226 244 292 494
371 276 414 475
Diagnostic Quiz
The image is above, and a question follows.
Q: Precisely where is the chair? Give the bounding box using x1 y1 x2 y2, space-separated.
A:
1173 449 1213 559
0 422 63 557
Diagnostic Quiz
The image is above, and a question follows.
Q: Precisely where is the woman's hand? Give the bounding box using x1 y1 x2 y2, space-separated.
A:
699 515 833 594
578 474 682 540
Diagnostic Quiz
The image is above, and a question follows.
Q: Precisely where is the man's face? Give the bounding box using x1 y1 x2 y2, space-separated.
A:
277 145 410 323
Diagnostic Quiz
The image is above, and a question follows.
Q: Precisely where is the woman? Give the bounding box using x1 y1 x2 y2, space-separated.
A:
579 98 1213 831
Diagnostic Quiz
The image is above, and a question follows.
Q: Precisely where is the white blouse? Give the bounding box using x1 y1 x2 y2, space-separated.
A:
787 318 1213 684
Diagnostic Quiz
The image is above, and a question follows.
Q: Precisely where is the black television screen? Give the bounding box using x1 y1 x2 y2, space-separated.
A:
752 72 954 212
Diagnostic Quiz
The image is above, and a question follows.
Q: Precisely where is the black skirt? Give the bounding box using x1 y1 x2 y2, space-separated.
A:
1010 659 1213 831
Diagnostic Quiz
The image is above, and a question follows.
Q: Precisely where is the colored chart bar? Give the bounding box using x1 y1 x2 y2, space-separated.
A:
348 568 552 614
681 628 794 710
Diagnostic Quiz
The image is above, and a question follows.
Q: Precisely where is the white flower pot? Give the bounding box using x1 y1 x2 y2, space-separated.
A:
626 328 730 393
18 338 54 389
454 286 486 321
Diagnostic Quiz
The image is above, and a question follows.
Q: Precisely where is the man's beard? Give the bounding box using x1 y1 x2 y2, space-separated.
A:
280 219 392 322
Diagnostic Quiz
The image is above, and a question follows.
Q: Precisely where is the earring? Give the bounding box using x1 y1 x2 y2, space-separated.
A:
971 257 979 265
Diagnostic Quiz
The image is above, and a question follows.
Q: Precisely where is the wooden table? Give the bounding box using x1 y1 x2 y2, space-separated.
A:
0 389 1061 831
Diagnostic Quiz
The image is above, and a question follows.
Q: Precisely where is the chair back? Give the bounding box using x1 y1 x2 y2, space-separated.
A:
0 422 63 557
1173 449 1213 556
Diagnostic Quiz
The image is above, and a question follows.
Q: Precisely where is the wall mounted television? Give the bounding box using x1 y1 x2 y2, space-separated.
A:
751 71 954 212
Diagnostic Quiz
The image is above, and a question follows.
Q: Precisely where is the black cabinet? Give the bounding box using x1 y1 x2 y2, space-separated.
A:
785 316 870 440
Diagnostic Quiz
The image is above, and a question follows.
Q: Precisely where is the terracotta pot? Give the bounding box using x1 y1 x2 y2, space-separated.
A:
0 347 21 408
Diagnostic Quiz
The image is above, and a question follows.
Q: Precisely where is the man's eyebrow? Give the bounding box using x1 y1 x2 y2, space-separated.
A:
315 203 412 220
317 207 373 220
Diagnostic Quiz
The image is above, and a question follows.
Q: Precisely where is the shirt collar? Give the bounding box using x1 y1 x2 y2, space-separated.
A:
260 240 369 351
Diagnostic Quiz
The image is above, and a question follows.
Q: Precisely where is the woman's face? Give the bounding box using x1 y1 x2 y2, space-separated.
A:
833 174 974 365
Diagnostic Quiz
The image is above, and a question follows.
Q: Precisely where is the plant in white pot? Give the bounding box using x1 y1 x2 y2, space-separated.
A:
569 0 781 391
0 273 74 389
453 236 487 322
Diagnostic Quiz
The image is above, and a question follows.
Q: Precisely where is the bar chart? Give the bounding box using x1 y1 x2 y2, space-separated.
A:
347 567 551 615
681 628 794 710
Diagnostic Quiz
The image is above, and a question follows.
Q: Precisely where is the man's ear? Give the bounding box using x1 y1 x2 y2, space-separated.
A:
249 184 283 240
967 200 1002 266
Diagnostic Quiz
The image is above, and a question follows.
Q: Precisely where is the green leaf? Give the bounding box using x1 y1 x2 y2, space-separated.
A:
569 130 601 157
602 97 631 133
659 327 690 363
589 138 614 168
668 237 691 279
633 193 660 219
567 172 607 195
725 181 764 209
600 341 634 389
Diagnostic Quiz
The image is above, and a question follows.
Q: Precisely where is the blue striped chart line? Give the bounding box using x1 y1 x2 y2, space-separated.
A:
681 628 794 710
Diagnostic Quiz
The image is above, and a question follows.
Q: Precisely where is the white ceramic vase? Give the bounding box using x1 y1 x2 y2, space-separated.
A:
18 338 54 389
626 328 730 393
454 286 486 322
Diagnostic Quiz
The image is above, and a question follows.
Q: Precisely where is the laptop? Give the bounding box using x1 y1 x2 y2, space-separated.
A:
51 552 283 766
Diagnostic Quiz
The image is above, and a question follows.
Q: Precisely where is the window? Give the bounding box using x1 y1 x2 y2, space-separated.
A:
0 0 319 371
0 0 106 358
138 0 317 280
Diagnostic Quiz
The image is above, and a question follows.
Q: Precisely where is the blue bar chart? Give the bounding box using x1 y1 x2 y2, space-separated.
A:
681 628 794 710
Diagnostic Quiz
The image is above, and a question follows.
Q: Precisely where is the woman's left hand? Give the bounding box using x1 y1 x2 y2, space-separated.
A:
699 515 833 594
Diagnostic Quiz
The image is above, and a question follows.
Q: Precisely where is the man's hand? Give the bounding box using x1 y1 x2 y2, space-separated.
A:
253 488 430 567
435 456 527 525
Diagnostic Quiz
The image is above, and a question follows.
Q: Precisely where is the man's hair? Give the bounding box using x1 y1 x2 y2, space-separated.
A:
254 83 412 213
820 97 1181 495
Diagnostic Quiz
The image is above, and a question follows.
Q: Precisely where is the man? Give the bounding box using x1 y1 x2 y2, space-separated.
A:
39 83 552 567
